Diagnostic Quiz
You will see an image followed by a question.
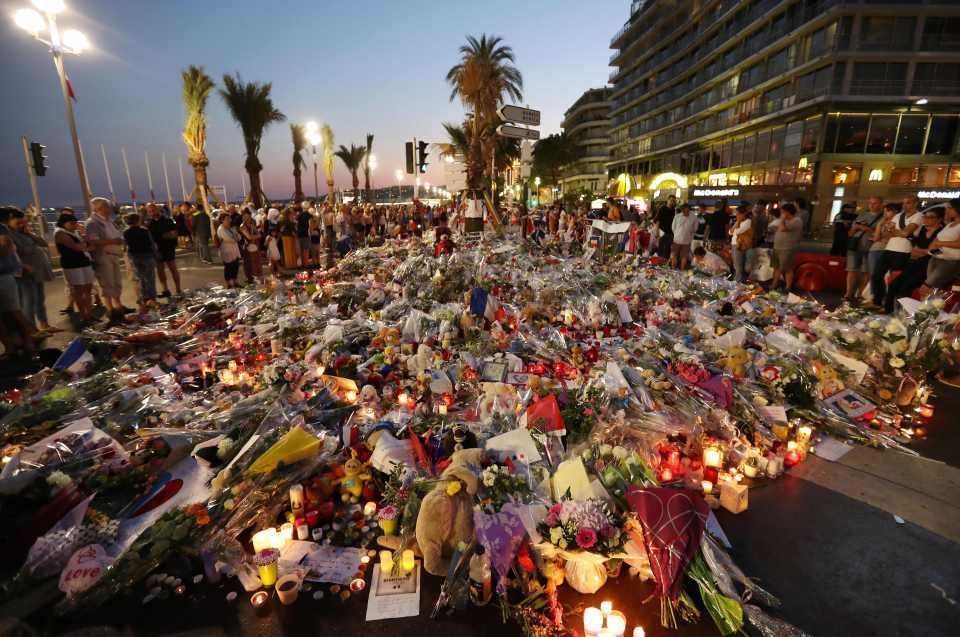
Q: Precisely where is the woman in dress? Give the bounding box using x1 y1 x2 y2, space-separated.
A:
239 211 263 284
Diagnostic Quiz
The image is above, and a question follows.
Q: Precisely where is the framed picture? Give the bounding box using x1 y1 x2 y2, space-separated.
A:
506 372 531 386
824 389 875 420
480 361 508 382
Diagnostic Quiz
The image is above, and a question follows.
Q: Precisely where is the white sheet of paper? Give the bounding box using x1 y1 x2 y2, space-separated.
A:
366 564 421 621
551 457 593 502
485 427 542 463
297 544 365 585
740 302 755 313
615 299 633 323
812 436 853 462
370 431 415 473
759 405 788 423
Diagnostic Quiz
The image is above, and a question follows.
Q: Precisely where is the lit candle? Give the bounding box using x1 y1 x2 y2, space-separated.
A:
632 628 645 637
345 390 357 403
401 549 415 573
397 392 409 407
363 501 377 517
583 607 603 636
438 404 448 415
918 404 934 419
270 338 281 355
228 360 238 373
289 484 304 514
701 480 714 495
703 446 723 468
659 467 673 482
796 425 813 446
600 601 613 616
379 550 394 574
277 523 294 547
251 528 277 553
786 440 798 452
606 611 626 637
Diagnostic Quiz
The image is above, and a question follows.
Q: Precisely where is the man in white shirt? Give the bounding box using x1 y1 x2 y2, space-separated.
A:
923 198 960 290
670 203 698 269
869 195 923 308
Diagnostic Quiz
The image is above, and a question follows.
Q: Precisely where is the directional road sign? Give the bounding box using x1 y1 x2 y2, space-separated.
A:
497 124 540 141
498 105 541 126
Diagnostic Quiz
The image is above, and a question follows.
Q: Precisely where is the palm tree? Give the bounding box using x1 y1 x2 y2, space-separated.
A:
290 123 307 202
321 124 335 204
218 73 286 207
446 34 523 193
335 144 367 197
180 65 216 210
438 122 471 161
363 133 374 201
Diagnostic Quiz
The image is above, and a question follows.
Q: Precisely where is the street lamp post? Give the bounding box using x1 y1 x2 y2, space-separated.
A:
395 168 403 203
305 121 321 200
15 0 92 212
366 153 377 202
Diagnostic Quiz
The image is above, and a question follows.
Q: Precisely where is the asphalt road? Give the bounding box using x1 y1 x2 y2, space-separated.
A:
2 255 959 637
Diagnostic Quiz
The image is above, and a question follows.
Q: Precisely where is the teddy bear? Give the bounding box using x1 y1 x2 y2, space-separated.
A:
415 447 483 576
812 359 844 399
718 346 752 379
406 343 434 376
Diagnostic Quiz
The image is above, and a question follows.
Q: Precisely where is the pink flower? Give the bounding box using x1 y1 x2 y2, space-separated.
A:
548 503 562 516
575 527 597 549
545 512 559 527
584 408 594 416
600 524 616 539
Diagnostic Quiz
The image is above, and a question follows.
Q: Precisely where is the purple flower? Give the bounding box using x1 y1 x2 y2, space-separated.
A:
576 527 597 549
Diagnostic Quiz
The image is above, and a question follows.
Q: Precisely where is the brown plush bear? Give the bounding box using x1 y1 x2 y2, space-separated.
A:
415 447 483 576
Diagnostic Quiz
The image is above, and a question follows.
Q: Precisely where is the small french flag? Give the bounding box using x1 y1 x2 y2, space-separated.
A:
53 338 93 374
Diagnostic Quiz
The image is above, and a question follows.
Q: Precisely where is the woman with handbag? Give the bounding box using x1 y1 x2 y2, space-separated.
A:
729 204 753 283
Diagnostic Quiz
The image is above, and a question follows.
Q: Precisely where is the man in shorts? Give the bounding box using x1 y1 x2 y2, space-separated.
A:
670 203 698 269
147 202 182 298
844 196 883 302
84 197 126 325
772 203 803 290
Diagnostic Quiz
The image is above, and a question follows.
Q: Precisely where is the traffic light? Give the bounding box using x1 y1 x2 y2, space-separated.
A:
29 142 47 177
417 141 429 174
405 142 415 175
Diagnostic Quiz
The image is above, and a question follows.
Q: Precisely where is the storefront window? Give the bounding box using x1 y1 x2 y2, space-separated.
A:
721 142 732 168
866 115 898 153
796 167 813 184
783 121 804 159
949 167 960 187
926 116 959 155
889 167 919 186
920 165 947 187
779 168 796 185
895 115 928 154
833 165 862 185
837 115 869 153
731 138 743 167
765 168 780 185
750 172 763 185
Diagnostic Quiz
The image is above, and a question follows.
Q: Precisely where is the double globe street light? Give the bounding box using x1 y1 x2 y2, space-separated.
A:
304 121 322 200
14 0 92 211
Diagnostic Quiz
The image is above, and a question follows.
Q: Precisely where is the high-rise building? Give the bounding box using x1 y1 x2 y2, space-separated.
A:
608 0 960 223
560 87 612 197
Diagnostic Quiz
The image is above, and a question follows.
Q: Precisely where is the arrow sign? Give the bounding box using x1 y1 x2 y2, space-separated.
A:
499 105 541 126
497 124 540 141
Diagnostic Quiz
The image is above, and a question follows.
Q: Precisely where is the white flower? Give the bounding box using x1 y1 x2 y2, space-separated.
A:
888 339 909 354
752 395 769 406
46 470 72 490
889 356 905 369
933 299 945 309
612 446 629 460
884 319 906 336
599 444 613 456
953 340 960 351
868 320 882 330
671 290 684 300
482 471 496 487
216 437 237 460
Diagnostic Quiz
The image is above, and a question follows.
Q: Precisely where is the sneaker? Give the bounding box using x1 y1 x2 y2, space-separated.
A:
160 290 172 299
120 305 137 314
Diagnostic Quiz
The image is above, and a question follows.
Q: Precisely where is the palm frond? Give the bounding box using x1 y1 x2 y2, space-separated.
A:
219 72 286 168
181 65 215 166
290 123 307 169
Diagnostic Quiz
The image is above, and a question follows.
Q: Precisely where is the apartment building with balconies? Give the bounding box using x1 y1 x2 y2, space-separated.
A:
559 87 613 196
607 0 960 222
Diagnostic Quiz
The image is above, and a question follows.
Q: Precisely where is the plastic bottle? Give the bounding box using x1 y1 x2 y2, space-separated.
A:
469 546 492 606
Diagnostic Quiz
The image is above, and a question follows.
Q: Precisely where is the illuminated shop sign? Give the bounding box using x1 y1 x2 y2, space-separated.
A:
917 190 960 199
691 188 741 197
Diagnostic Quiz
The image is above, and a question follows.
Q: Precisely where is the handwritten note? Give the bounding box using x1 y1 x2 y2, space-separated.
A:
366 564 421 621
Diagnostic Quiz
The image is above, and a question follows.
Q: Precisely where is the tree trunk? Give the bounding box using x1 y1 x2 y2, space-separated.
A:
248 168 264 207
364 169 371 202
190 160 213 213
326 177 335 204
352 172 360 196
293 165 304 203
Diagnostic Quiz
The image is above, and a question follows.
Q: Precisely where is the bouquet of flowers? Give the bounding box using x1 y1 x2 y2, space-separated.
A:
259 358 309 388
538 498 625 557
478 463 534 513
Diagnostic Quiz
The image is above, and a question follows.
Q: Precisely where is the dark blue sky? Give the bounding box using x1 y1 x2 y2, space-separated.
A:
1 0 626 207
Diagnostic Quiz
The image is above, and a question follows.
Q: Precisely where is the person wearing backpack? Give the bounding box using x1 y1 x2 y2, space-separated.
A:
868 195 923 309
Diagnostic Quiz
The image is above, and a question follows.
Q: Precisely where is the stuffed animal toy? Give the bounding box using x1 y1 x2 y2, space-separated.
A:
406 344 434 376
415 447 483 576
812 360 844 399
478 382 517 423
719 347 752 379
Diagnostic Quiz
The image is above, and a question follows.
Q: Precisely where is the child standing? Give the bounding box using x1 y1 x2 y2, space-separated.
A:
266 227 282 276
122 212 157 312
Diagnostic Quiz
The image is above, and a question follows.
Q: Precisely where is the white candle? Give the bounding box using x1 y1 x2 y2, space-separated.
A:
600 601 613 616
584 607 603 636
633 628 645 637
251 528 277 553
438 404 448 415
606 611 626 637
363 501 377 517
701 480 714 495
289 484 304 513
270 338 281 355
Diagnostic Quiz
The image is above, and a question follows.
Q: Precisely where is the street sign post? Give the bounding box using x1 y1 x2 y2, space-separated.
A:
498 105 541 126
497 124 540 140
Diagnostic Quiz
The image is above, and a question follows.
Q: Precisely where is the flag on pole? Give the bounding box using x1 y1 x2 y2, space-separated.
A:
65 74 77 101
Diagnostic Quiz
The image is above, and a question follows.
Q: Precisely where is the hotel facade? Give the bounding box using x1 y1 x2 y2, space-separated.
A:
559 87 612 196
607 0 960 222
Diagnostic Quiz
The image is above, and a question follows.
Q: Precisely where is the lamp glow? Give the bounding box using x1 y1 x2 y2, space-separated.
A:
61 29 88 52
14 8 45 34
915 98 929 105
32 0 64 14
305 120 319 132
